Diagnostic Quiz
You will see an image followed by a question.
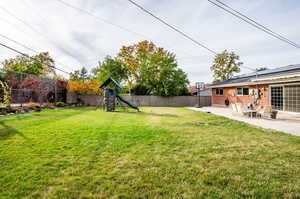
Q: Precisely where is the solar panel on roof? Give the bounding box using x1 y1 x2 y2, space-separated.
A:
234 64 300 79
211 64 300 87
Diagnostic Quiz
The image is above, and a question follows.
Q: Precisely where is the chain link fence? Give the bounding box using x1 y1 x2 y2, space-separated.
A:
0 71 67 105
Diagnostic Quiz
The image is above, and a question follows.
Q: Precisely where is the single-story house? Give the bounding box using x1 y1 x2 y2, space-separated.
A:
210 64 300 113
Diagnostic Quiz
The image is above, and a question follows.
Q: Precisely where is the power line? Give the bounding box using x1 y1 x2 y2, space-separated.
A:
54 0 149 40
55 0 255 72
0 6 40 35
0 42 70 74
126 0 259 72
126 0 257 71
0 6 84 68
0 2 195 74
2 1 256 74
49 1 259 73
21 0 101 66
54 0 206 59
208 0 300 49
0 33 39 53
214 0 300 48
126 0 217 55
0 33 75 71
17 1 82 71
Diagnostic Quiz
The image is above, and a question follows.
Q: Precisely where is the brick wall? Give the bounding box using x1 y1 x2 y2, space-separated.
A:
212 85 269 108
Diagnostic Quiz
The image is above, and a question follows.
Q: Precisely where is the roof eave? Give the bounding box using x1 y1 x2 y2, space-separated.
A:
209 77 300 88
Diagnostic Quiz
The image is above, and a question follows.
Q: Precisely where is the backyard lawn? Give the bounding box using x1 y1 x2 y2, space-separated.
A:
0 107 300 199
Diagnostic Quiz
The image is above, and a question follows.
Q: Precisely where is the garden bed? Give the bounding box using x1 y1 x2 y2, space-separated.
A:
0 102 68 116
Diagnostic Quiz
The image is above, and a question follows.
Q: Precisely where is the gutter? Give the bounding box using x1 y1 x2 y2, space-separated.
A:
209 77 300 88
251 73 300 82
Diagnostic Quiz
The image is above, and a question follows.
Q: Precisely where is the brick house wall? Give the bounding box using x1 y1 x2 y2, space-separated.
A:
212 84 269 108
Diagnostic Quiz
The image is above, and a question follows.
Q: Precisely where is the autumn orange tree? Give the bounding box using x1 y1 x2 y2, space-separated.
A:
67 81 103 95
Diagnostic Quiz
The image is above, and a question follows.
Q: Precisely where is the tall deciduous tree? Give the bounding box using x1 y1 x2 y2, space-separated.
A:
210 50 242 81
2 52 56 76
94 40 190 96
93 56 128 83
138 49 189 96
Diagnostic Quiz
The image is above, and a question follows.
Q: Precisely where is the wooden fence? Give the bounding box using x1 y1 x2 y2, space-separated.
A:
67 93 211 107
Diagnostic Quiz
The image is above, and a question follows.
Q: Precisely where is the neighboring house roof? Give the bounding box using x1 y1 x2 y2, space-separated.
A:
187 86 212 96
188 84 212 92
210 64 300 88
199 88 212 96
188 86 198 94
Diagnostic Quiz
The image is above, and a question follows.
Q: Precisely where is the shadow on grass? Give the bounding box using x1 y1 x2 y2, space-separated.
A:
0 121 27 140
0 107 98 140
66 107 99 111
186 121 234 126
115 111 179 118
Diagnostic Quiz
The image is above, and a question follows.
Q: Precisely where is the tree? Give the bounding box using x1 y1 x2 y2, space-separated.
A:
91 41 189 96
67 81 102 95
138 49 189 96
2 52 56 77
70 67 90 81
93 56 128 83
115 40 189 96
210 50 242 81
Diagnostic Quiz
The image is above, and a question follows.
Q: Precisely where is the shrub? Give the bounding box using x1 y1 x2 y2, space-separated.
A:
130 84 149 95
55 102 65 107
67 81 103 95
7 106 22 114
22 107 30 113
0 81 10 107
0 107 7 115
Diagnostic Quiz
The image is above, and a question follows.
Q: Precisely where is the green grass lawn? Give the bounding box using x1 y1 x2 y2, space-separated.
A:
0 107 300 199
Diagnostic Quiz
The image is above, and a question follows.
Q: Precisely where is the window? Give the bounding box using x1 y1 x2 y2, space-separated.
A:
216 88 223 96
236 87 249 96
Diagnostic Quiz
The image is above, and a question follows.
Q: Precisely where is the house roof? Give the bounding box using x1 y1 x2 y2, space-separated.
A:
210 64 300 88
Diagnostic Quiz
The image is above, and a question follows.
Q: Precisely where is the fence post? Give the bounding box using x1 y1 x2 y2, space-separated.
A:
55 80 57 103
9 87 12 105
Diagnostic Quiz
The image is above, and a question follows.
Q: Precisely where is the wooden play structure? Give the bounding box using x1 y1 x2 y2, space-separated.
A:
99 77 139 112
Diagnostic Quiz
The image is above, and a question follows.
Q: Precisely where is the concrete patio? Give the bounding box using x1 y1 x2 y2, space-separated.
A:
188 106 300 136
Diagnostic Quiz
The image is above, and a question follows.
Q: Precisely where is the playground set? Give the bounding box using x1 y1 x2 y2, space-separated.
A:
99 77 139 112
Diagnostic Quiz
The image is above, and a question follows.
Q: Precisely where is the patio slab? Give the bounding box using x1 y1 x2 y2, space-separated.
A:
187 107 300 136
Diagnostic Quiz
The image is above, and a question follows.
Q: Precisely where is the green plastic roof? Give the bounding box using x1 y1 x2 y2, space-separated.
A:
99 77 122 89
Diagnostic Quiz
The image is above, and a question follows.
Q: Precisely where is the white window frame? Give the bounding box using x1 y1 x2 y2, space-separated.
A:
269 83 300 112
216 88 224 96
236 87 249 96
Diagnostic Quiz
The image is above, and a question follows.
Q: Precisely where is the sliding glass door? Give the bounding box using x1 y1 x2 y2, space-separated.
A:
270 85 300 112
284 85 300 112
270 86 283 111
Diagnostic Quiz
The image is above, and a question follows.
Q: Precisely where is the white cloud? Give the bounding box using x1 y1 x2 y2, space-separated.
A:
0 0 299 84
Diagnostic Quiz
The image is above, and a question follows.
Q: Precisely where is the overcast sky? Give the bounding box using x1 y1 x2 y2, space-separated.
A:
0 0 299 84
